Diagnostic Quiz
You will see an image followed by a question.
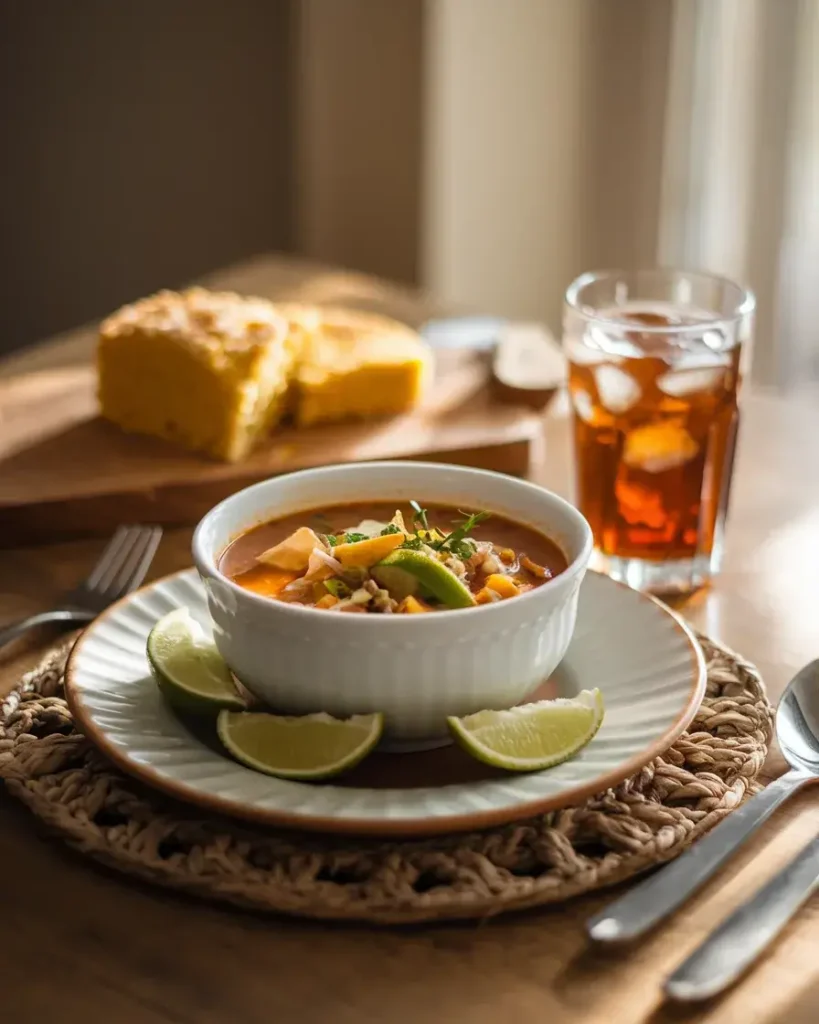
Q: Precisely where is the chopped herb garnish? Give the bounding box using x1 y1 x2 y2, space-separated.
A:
317 532 338 548
453 536 478 559
439 510 491 556
398 503 490 558
380 524 402 536
409 500 430 532
324 579 351 598
342 532 368 544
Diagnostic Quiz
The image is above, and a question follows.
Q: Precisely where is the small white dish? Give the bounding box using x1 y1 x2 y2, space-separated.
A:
65 569 705 838
192 461 593 744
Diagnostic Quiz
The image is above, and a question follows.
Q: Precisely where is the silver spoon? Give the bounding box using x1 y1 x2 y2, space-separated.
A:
587 658 819 944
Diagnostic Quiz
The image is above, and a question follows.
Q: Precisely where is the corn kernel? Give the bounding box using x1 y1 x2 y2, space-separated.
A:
485 574 520 599
398 595 432 613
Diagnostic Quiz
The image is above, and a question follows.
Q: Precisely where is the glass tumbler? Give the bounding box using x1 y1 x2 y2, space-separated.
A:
563 269 755 595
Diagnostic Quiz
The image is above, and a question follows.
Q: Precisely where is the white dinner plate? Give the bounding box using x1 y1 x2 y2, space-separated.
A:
65 569 705 837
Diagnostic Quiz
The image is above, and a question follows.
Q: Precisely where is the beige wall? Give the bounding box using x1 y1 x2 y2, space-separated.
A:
294 0 423 285
422 0 593 327
778 0 819 383
421 0 671 333
0 0 294 356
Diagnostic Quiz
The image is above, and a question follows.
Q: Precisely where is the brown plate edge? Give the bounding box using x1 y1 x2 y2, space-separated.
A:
64 569 708 839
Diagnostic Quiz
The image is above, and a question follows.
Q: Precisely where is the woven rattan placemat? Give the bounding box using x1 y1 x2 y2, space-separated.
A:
0 633 772 924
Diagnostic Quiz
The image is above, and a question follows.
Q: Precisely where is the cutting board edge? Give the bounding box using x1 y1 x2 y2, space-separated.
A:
0 436 535 547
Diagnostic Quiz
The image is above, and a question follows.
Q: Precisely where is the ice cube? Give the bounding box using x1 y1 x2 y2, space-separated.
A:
657 366 727 397
571 389 595 423
623 423 699 473
588 324 645 359
594 364 641 413
564 332 609 366
657 347 730 397
676 347 731 369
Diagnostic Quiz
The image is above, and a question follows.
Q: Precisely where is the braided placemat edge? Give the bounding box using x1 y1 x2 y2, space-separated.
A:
0 633 774 925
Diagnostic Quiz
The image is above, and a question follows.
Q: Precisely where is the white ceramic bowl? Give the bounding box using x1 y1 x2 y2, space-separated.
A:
192 462 593 744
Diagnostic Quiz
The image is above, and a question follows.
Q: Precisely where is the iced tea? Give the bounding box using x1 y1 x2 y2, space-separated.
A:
564 272 754 594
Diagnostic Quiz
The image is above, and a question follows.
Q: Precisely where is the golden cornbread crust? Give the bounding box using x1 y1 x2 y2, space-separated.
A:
98 290 433 460
100 288 291 381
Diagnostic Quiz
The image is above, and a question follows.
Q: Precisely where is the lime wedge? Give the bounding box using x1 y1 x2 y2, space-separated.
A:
147 608 246 714
375 549 476 608
448 689 605 772
217 710 384 780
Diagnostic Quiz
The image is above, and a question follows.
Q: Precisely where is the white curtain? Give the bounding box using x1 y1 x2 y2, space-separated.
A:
658 0 818 386
421 0 818 387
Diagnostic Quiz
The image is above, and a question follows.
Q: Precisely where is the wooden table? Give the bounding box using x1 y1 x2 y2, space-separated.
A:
2 256 819 1024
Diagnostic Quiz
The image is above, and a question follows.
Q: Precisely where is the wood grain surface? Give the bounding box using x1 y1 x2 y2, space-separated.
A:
0 334 539 546
2 255 819 1024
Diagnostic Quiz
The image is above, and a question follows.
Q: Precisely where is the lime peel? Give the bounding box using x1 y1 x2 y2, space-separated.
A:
447 689 605 772
217 710 384 780
147 607 246 713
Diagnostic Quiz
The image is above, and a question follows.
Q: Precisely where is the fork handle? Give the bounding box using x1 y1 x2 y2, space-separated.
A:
586 769 812 942
666 832 819 1001
0 609 94 648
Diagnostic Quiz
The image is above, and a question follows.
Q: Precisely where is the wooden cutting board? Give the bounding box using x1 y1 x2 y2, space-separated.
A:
0 350 543 546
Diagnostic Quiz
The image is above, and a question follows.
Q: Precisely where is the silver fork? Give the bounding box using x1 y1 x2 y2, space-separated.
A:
0 525 162 648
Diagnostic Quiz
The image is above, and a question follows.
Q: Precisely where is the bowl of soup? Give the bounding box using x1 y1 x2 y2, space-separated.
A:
192 461 593 744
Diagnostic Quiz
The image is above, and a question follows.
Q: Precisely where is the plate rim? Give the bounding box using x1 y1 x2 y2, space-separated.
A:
64 568 707 837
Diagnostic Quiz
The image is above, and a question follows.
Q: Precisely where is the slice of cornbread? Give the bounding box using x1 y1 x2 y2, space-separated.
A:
293 308 432 428
98 288 295 461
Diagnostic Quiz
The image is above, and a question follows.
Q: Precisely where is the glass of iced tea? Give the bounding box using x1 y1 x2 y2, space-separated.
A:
563 269 755 595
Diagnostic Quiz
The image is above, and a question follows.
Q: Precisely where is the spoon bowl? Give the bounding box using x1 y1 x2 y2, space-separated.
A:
776 658 819 773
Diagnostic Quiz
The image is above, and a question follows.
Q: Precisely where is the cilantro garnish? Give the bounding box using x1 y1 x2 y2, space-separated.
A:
448 536 478 560
342 532 368 544
400 503 490 558
438 510 491 557
380 524 401 536
409 501 430 532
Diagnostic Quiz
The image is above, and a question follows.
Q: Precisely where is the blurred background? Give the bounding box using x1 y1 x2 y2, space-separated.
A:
1 0 816 386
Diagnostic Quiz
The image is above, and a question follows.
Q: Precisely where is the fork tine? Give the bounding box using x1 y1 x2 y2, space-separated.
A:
110 526 163 598
93 525 144 594
84 525 132 589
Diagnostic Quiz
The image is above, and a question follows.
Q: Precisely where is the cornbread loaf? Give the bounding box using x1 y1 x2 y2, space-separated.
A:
98 288 295 461
291 307 432 428
98 290 433 461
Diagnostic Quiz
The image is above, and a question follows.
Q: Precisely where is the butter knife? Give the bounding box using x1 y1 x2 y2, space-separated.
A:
665 833 819 1002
